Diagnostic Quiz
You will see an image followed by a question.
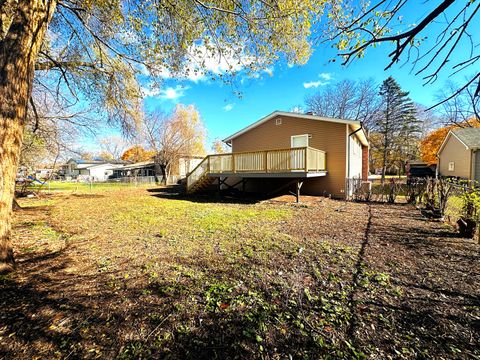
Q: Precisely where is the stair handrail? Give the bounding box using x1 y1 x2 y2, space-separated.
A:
186 155 210 192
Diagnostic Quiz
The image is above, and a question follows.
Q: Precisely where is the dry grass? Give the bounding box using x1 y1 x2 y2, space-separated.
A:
1 187 478 359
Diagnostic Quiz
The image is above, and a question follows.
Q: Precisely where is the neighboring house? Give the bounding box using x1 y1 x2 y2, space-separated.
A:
61 159 126 181
186 111 369 198
35 168 55 179
111 161 156 178
110 156 204 182
437 128 480 181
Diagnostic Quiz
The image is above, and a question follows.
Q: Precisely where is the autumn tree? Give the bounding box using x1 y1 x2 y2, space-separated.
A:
120 146 154 163
143 105 206 184
211 139 229 154
420 126 452 165
420 121 480 164
372 77 419 181
0 0 326 272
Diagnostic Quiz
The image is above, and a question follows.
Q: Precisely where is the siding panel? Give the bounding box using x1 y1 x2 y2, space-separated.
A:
438 135 471 179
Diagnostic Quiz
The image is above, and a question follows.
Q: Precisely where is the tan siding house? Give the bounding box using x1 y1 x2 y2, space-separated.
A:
186 111 369 199
230 114 351 196
437 128 480 181
223 112 369 198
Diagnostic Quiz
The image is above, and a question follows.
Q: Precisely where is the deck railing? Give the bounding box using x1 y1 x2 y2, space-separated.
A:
186 156 209 190
187 147 326 192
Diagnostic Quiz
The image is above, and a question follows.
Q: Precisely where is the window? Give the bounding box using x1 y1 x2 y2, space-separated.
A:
291 134 309 148
448 162 455 171
275 118 282 125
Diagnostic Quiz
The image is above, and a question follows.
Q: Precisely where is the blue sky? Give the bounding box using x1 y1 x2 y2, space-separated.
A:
142 44 453 146
86 1 478 153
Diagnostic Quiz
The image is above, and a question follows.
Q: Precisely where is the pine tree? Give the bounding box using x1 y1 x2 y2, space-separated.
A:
375 77 419 182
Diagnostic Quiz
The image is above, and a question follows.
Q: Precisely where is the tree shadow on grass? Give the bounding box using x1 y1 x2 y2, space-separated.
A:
3 200 479 359
146 185 261 205
346 203 480 358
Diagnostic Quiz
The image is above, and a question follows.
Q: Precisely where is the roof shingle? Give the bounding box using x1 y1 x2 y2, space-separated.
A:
452 128 480 149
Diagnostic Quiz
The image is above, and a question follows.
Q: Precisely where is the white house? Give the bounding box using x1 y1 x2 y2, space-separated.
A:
61 159 126 181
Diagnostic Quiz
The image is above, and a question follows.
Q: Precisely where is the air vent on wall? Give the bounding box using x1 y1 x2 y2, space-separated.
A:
276 118 282 125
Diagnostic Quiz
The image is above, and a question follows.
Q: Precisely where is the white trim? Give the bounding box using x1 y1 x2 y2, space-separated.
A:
437 130 470 155
346 125 350 180
223 111 369 146
291 134 309 148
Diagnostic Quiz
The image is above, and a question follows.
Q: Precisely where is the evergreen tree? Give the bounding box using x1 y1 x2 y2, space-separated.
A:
375 77 419 182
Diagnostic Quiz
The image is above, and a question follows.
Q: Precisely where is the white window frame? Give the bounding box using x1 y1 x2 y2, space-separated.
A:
448 162 455 171
291 134 309 148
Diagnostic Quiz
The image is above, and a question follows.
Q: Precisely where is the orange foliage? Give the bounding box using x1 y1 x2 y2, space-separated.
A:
420 121 480 164
420 127 452 165
121 145 155 162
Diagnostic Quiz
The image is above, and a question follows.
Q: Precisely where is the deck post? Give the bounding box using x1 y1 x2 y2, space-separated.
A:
264 151 268 173
295 179 303 203
232 154 236 173
304 147 308 172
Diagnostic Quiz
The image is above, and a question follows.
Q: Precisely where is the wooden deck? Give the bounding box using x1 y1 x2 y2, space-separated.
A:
187 147 327 193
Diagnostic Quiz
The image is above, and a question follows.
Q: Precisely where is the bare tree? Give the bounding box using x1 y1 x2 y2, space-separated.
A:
98 136 129 161
437 79 480 126
305 78 379 129
325 1 480 107
415 103 442 139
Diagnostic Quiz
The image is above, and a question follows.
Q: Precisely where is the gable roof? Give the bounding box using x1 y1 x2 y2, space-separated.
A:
452 128 480 149
438 128 480 155
222 111 369 146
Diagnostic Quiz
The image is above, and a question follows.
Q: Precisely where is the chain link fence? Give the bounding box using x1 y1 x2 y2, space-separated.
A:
346 177 479 239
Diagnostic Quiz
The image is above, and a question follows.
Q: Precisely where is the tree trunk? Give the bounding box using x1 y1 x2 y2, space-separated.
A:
160 164 167 185
153 157 162 184
381 146 388 184
0 0 57 273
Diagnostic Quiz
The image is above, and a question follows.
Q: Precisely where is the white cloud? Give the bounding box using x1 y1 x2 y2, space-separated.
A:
290 106 304 113
155 43 259 83
142 84 189 100
152 40 272 84
223 104 234 111
303 73 333 89
303 81 328 89
319 73 332 81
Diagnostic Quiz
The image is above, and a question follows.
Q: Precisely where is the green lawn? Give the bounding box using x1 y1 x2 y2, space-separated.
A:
22 180 155 193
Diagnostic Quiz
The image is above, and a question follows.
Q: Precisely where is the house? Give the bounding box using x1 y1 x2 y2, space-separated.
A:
60 159 126 181
110 156 204 183
186 111 369 199
437 128 480 181
110 160 155 178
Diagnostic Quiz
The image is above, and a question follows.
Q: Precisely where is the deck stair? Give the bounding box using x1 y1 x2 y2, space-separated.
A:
188 173 215 193
186 146 327 194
